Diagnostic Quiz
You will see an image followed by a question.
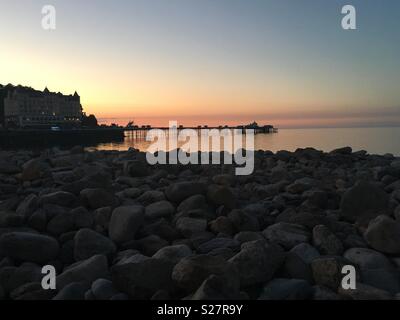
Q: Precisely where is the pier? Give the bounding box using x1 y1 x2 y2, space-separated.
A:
123 123 278 138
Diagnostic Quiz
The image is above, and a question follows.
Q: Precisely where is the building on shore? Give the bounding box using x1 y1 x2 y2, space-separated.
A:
0 84 83 128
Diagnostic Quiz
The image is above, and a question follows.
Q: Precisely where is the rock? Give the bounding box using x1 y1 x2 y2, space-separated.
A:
290 243 320 264
21 159 49 181
227 210 260 232
340 181 389 223
338 283 393 300
0 264 42 294
62 167 112 195
212 174 234 186
91 279 117 300
192 275 241 300
151 289 170 300
176 217 207 238
109 206 145 244
206 185 235 209
0 232 59 264
234 231 264 244
364 215 400 254
94 207 112 231
72 207 94 229
74 229 116 261
177 195 207 212
112 255 174 299
263 222 311 250
210 217 235 236
311 256 349 290
10 282 54 300
123 187 142 199
123 160 149 177
330 146 352 155
197 238 240 254
110 293 129 300
80 188 118 209
258 278 313 300
312 285 341 300
137 190 165 206
172 254 238 293
0 211 24 228
281 252 313 283
344 248 394 270
27 209 47 232
153 245 193 265
165 182 206 203
229 241 285 287
57 255 109 289
53 282 87 300
40 191 78 208
312 225 343 255
145 201 175 220
286 178 315 194
133 235 169 256
16 194 38 218
361 268 400 294
0 160 20 174
47 212 75 236
0 284 4 300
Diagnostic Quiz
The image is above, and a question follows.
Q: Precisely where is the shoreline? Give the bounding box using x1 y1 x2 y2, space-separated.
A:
0 146 400 300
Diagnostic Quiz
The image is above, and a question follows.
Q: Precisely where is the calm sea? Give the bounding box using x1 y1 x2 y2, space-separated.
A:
92 127 400 156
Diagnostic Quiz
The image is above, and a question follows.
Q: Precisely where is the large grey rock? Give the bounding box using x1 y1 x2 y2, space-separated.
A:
290 243 320 264
312 225 343 256
176 217 207 238
152 245 193 265
39 191 78 208
206 185 235 209
145 201 175 220
340 181 389 223
165 182 206 203
80 188 118 209
192 275 241 300
91 279 118 300
259 278 313 300
21 159 50 181
74 229 116 261
338 283 393 300
263 222 311 249
16 194 38 219
177 195 207 213
53 282 87 300
0 232 59 264
112 255 174 299
47 212 75 236
229 240 285 287
57 255 109 289
344 248 394 270
364 215 400 254
109 206 145 244
361 268 400 295
172 254 238 293
197 238 240 254
311 256 349 290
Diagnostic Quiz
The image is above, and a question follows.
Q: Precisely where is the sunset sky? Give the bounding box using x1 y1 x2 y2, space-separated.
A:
1 0 399 128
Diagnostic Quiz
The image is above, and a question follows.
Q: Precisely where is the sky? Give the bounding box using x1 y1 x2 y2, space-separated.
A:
0 0 399 128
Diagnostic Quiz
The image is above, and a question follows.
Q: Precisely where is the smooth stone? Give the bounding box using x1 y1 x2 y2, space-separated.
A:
0 232 59 264
108 206 145 244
